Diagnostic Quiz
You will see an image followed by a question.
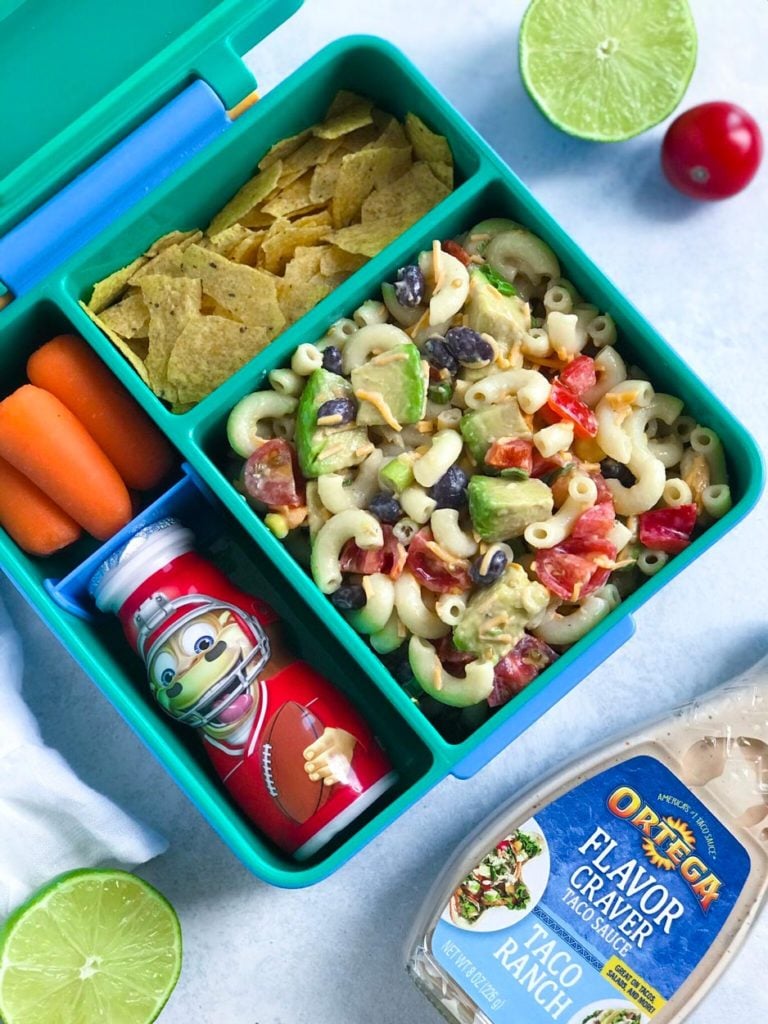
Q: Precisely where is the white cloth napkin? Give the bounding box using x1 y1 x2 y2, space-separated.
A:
0 597 167 916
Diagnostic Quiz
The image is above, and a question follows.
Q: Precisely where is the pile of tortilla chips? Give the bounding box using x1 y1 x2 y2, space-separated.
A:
82 91 454 410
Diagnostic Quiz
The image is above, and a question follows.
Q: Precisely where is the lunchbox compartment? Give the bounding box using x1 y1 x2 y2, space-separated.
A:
183 169 763 757
53 36 482 418
32 460 437 878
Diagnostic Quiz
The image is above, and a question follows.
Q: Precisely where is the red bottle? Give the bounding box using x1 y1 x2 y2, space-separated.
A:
90 518 396 859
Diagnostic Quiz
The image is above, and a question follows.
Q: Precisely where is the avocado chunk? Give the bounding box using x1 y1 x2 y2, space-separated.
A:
453 563 550 664
460 400 531 464
379 453 416 493
465 268 531 349
295 368 369 478
351 342 427 427
468 476 553 542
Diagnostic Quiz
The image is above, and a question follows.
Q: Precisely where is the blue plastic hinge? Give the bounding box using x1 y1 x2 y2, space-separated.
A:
0 81 232 298
450 615 637 780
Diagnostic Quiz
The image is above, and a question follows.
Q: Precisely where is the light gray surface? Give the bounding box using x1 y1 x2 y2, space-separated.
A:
2 0 767 1021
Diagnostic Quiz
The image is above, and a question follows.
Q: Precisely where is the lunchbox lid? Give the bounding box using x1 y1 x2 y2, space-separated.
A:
0 0 303 238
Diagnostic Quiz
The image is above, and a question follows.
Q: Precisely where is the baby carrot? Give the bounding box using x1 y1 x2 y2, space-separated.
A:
0 456 82 556
27 335 174 491
0 385 132 541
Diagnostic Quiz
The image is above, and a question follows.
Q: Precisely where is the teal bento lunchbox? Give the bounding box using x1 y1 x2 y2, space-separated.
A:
0 0 762 888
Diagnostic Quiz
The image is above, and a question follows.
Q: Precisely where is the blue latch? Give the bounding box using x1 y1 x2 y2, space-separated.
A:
0 80 232 298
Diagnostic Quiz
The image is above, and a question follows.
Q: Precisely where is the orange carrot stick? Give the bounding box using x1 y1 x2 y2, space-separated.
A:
0 456 82 556
0 385 132 541
27 334 174 491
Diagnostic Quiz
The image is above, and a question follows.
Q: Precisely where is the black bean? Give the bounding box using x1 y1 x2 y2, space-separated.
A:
469 548 508 586
600 458 636 488
321 346 343 375
428 464 469 509
424 337 459 376
444 327 494 366
317 397 356 424
394 264 425 307
329 584 366 611
368 492 403 524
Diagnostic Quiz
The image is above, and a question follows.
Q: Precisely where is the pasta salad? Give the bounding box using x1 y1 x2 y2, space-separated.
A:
225 219 731 731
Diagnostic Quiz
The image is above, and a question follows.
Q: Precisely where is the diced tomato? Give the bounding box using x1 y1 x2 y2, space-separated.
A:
485 438 534 473
533 523 617 601
639 504 698 554
570 501 615 543
590 470 613 507
490 636 559 708
406 528 472 594
441 239 472 266
242 439 304 509
558 355 597 396
547 380 598 439
531 450 569 479
433 634 476 679
340 525 406 578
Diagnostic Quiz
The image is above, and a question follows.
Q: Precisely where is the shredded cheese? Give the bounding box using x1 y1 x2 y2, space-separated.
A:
606 390 639 410
371 350 408 367
432 655 443 691
424 539 468 571
416 420 435 434
317 412 344 427
354 389 402 432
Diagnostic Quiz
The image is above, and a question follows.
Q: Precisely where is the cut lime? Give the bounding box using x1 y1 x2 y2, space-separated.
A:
519 0 697 142
0 870 181 1024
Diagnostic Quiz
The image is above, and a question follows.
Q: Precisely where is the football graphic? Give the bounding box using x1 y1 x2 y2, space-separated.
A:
262 701 332 824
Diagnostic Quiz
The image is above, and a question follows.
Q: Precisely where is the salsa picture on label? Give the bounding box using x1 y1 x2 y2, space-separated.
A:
225 218 732 737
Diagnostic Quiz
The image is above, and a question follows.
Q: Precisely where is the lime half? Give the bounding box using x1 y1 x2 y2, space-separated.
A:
0 870 181 1024
519 0 697 141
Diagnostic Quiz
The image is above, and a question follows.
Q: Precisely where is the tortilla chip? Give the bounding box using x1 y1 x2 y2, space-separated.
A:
261 173 319 219
309 151 346 205
277 136 341 190
326 219 410 258
320 246 368 277
370 111 410 149
130 243 187 284
205 223 252 256
79 301 150 385
428 160 454 190
181 245 285 333
361 161 450 225
229 231 267 265
258 129 311 171
88 257 148 313
405 113 453 167
238 208 276 230
331 146 414 228
139 275 202 397
98 290 150 338
260 213 332 275
315 96 374 140
144 229 202 257
278 277 335 326
166 316 271 403
207 161 283 236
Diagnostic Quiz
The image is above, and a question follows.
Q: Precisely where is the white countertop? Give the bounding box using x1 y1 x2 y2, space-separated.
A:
2 0 767 1021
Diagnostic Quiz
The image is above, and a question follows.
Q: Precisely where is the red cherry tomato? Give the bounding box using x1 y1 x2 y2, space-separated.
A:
661 102 763 200
485 438 534 473
406 528 471 594
339 525 406 579
558 355 597 397
547 380 598 439
638 503 698 553
242 440 304 509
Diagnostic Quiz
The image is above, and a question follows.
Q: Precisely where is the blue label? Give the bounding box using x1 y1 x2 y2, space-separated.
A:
432 756 750 1023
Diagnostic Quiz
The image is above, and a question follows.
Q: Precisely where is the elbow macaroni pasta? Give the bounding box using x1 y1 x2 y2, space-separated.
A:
525 474 597 549
311 510 383 594
395 573 450 640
